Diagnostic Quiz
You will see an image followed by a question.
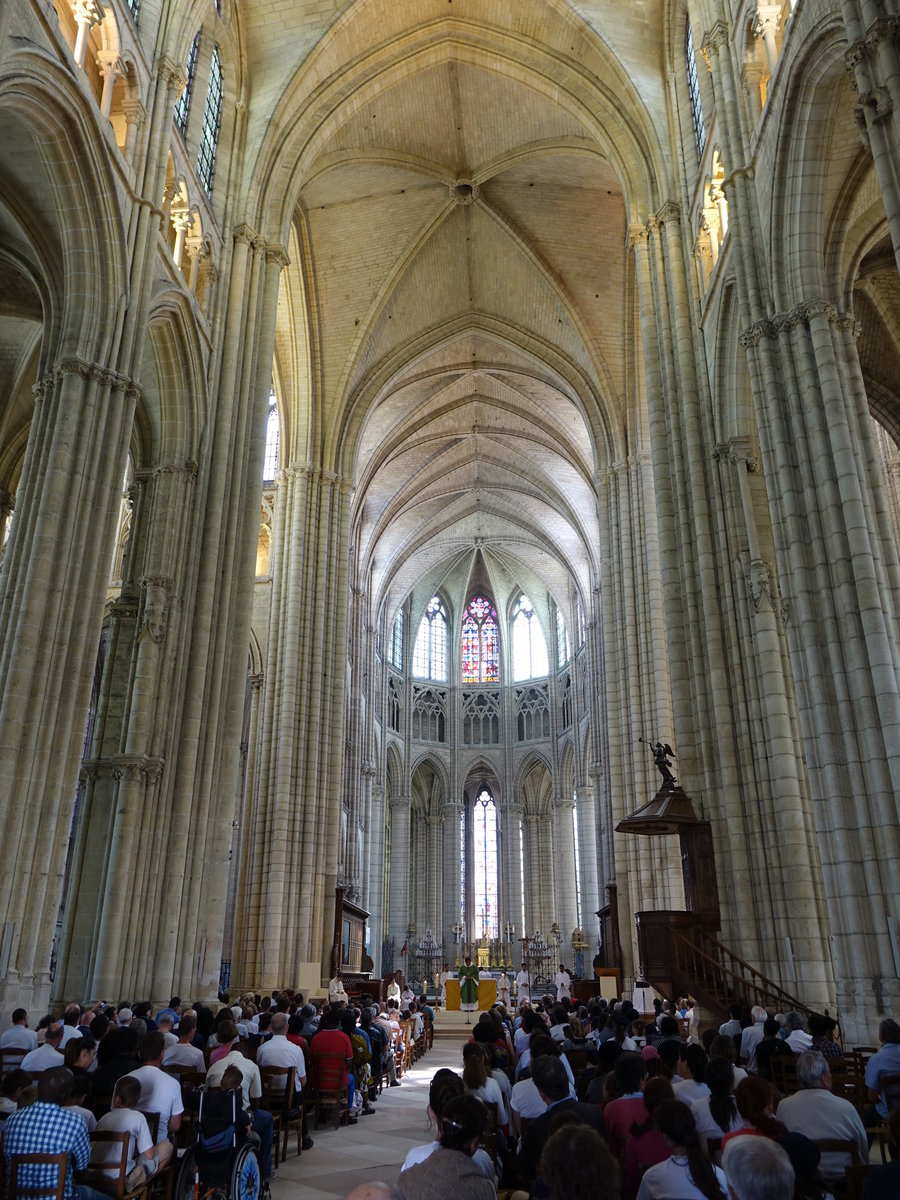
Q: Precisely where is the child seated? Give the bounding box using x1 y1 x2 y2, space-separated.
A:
90 1074 174 1191
0 1069 32 1114
63 1076 97 1132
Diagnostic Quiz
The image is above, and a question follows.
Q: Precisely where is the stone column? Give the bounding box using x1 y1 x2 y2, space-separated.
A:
552 797 579 948
754 6 782 76
96 51 122 119
441 800 462 955
426 814 442 939
0 360 137 1014
501 802 523 951
72 0 102 69
841 3 900 272
574 785 599 945
388 796 411 952
366 781 386 974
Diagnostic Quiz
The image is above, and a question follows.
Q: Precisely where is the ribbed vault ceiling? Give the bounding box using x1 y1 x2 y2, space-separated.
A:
281 7 644 623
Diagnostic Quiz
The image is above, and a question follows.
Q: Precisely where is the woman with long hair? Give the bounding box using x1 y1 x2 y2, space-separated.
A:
398 1094 495 1200
400 1068 495 1180
635 1099 727 1200
690 1056 741 1157
622 1077 674 1200
462 1041 510 1132
721 1076 786 1150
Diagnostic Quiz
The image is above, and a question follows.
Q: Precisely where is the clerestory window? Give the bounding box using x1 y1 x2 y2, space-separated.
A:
413 596 448 682
461 595 499 684
511 593 548 681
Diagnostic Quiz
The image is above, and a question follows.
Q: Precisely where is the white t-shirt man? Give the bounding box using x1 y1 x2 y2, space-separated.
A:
256 1034 306 1093
0 1025 37 1052
162 1041 205 1071
776 1088 868 1179
21 1043 64 1072
130 1064 184 1143
206 1049 262 1112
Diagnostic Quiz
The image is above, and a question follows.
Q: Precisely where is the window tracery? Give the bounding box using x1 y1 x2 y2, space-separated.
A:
462 691 500 745
511 593 548 681
197 46 223 194
686 23 706 157
556 603 569 668
462 595 499 683
516 685 550 741
390 609 403 670
387 676 401 733
263 388 279 481
412 686 446 742
174 32 199 135
413 596 448 682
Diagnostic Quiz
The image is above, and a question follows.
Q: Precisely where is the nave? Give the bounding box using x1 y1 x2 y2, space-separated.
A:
273 1031 465 1200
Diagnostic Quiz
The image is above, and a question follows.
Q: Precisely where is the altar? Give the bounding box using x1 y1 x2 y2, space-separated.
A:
444 977 497 1011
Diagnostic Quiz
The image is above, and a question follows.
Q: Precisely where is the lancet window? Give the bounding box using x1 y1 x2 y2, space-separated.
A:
174 32 199 134
413 596 448 682
263 388 279 481
197 46 223 193
462 595 499 683
512 594 548 681
686 24 707 157
390 609 403 670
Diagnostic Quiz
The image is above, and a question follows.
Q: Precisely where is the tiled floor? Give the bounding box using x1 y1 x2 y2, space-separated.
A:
272 1031 468 1200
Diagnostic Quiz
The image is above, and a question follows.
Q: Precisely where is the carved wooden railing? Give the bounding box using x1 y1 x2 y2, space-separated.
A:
636 910 822 1024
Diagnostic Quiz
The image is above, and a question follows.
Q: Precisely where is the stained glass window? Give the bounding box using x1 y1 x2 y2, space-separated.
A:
174 33 199 135
413 596 448 681
197 46 223 194
686 24 707 157
512 594 548 681
461 595 499 683
263 389 279 481
473 790 498 941
390 609 403 670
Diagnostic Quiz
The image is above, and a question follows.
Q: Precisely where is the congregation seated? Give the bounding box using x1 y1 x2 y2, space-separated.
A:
22 1020 65 1071
162 1012 205 1070
775 1050 868 1181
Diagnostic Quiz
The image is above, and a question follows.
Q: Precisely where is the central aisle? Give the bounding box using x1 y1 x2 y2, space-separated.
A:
272 1031 469 1200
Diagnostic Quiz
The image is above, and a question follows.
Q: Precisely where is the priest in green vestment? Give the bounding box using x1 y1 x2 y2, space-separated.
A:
458 954 480 1024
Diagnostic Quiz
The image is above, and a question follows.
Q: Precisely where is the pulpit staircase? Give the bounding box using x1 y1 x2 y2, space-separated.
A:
636 910 820 1025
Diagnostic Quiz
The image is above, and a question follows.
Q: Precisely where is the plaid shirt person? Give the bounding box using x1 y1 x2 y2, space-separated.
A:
2 1100 90 1200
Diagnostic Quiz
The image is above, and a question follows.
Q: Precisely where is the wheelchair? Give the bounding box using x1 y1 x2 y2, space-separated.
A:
174 1089 265 1200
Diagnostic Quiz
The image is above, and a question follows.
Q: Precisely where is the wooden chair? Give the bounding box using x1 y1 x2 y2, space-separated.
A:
7 1153 68 1200
391 1028 404 1078
0 1048 28 1075
831 1070 867 1115
308 1052 349 1129
78 1131 153 1200
258 1066 303 1164
844 1163 872 1200
879 1072 900 1114
769 1057 799 1096
478 1100 499 1168
814 1139 861 1199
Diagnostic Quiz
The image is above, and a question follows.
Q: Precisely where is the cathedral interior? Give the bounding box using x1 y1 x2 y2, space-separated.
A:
1 0 899 1042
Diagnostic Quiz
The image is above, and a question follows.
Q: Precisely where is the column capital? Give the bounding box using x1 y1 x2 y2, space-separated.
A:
754 5 782 39
111 754 165 783
388 794 410 811
712 438 759 472
702 21 730 59
73 0 104 25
